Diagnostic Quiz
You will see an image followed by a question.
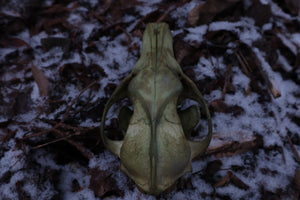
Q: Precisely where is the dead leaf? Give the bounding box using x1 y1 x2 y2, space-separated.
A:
214 174 230 187
201 160 223 183
89 168 123 198
173 33 201 66
38 18 73 35
187 4 202 27
210 99 227 112
12 89 34 115
31 65 50 97
43 3 78 15
0 37 30 48
227 171 249 190
130 9 162 35
0 13 26 35
41 37 71 53
187 0 240 26
210 99 244 116
206 160 223 176
246 0 271 27
97 0 113 15
205 30 239 46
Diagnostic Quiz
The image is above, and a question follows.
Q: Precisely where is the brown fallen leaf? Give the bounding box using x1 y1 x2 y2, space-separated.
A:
43 3 79 15
187 0 240 26
210 99 244 116
246 0 271 27
31 65 50 97
130 1 188 34
173 33 201 66
12 90 34 115
41 37 71 54
214 174 230 187
205 30 239 46
201 160 223 183
89 168 123 198
187 4 202 27
0 13 26 35
34 17 73 35
205 160 223 177
130 9 162 35
0 37 30 48
227 171 249 190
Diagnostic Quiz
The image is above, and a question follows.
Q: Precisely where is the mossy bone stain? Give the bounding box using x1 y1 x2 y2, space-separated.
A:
100 23 212 195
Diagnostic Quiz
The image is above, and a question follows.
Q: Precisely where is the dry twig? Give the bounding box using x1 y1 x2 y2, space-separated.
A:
235 50 281 98
22 80 99 159
201 132 261 158
221 64 232 99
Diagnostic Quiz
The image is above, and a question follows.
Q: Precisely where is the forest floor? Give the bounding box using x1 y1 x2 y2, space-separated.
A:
0 0 300 199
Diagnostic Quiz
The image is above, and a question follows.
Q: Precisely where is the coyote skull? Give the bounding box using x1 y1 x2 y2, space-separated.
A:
100 23 212 195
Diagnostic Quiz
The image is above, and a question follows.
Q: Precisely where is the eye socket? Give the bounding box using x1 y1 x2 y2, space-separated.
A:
103 98 133 140
177 98 209 140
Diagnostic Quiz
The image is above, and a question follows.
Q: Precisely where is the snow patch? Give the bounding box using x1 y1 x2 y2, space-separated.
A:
277 33 298 55
89 151 119 171
0 149 25 177
185 25 208 43
291 33 300 47
209 18 261 45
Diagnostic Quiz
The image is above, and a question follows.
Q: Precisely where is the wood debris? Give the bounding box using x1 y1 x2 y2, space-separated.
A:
203 132 262 158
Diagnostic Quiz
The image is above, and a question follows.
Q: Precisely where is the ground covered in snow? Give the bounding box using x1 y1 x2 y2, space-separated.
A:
0 0 299 199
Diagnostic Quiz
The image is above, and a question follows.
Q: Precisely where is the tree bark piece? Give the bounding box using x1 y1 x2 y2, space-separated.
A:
201 132 261 158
